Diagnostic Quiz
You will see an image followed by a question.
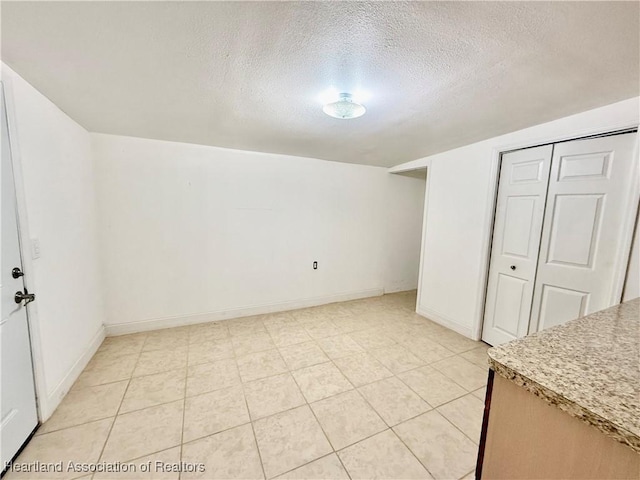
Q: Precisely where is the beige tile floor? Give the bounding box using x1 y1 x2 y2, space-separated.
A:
7 291 490 480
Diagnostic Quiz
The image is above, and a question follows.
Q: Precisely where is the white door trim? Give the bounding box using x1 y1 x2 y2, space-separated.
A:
1 78 47 422
475 125 640 342
611 136 640 302
415 162 431 315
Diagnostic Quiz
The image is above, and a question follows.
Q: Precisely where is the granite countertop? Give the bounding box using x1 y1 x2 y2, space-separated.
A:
487 298 640 453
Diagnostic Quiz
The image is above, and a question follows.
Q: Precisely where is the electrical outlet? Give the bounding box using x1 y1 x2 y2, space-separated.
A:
313 261 318 270
31 238 41 259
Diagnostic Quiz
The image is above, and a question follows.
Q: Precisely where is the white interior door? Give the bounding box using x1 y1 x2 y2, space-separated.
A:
529 133 638 333
1 86 38 468
482 145 553 346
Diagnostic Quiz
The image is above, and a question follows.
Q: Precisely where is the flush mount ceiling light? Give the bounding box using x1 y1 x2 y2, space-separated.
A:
323 93 366 119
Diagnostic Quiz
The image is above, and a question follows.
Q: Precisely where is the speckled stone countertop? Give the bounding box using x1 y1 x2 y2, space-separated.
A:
487 298 640 453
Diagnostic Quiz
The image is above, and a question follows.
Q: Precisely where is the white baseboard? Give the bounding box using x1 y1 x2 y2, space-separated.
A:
383 285 419 294
39 326 105 421
105 288 384 336
416 304 477 340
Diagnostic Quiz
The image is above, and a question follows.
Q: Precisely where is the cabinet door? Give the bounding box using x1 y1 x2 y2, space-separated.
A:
482 145 553 346
529 133 638 333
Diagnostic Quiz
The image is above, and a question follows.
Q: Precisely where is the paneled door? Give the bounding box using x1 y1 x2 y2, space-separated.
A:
529 133 637 333
482 145 553 346
1 85 38 468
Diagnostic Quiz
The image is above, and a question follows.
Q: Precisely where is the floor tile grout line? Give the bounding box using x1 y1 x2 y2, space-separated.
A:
354 377 432 431
393 369 447 408
333 450 353 480
100 442 185 471
178 356 189 480
329 351 390 392
124 365 188 390
331 426 411 458
432 406 484 446
35 378 132 435
95 342 145 464
178 420 253 449
461 468 476 479
394 363 484 407
267 452 351 480
389 424 439 479
35 412 120 438
91 444 184 478
432 389 482 412
429 362 488 393
57 374 190 432
289 368 337 451
302 355 423 459
90 419 275 473
314 386 388 450
391 392 483 449
365 356 487 447
240 381 268 480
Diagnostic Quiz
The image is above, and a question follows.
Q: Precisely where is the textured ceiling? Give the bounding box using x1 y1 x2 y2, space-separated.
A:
2 1 639 167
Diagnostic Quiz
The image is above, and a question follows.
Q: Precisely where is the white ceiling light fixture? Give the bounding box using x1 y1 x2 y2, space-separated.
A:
323 93 366 119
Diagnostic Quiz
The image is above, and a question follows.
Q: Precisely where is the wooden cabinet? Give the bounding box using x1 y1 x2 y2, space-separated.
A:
476 372 640 479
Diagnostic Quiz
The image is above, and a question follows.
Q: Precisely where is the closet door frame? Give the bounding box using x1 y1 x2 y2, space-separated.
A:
476 127 639 342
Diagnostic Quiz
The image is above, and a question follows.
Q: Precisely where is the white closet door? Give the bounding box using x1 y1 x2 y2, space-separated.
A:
529 133 638 333
482 145 553 346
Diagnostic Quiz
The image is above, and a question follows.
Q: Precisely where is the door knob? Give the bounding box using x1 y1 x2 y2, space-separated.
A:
510 265 516 270
12 267 24 279
14 290 35 305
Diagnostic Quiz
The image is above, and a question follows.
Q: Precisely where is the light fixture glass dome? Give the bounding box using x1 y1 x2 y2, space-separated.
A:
323 93 366 119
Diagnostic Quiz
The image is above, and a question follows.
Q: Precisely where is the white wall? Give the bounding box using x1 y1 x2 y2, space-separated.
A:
391 97 640 339
384 171 426 293
2 65 105 419
93 134 425 334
